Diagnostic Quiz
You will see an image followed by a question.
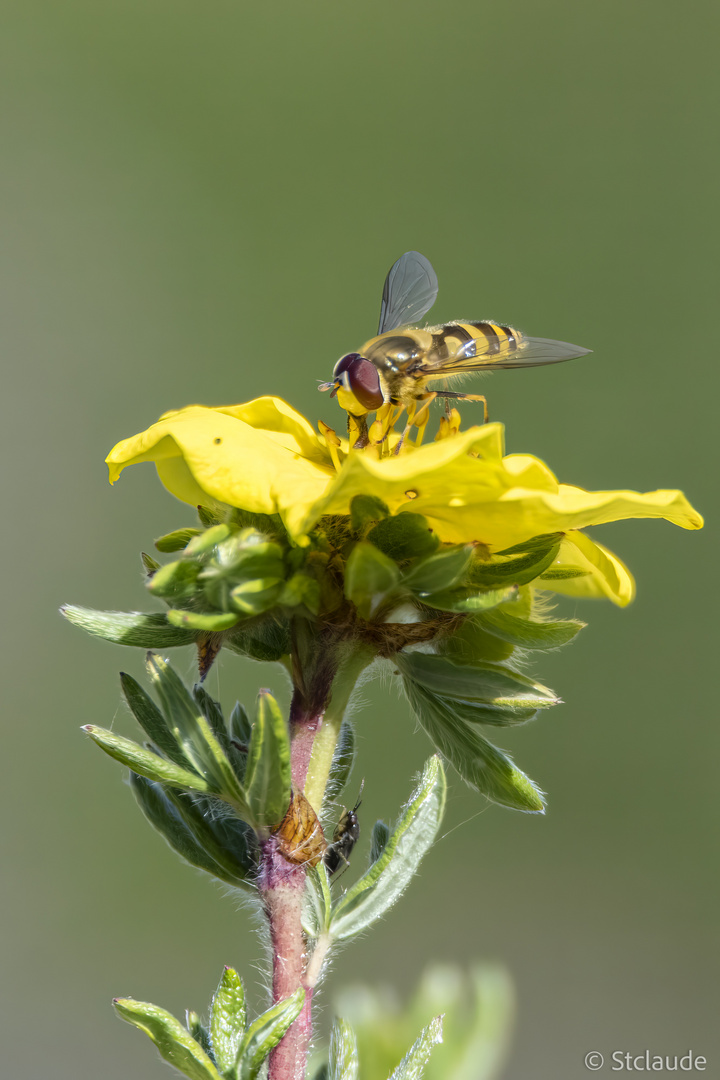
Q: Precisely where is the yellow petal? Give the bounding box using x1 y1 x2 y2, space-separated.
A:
107 402 333 515
542 532 636 606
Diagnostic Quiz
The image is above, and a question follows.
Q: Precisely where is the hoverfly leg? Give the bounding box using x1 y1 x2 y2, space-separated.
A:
435 391 488 424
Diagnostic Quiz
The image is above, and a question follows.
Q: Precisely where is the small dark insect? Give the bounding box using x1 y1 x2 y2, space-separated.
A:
324 780 365 875
273 790 327 868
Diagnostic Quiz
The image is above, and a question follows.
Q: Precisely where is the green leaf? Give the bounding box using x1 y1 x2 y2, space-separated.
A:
155 528 202 553
230 579 284 616
192 685 228 742
402 547 473 595
129 775 253 888
226 618 292 663
420 586 517 614
539 566 590 581
441 699 539 727
186 1012 215 1063
389 1016 444 1080
468 542 560 588
330 757 447 941
113 998 222 1080
478 608 585 650
210 967 246 1075
83 726 210 793
369 821 390 865
237 989 306 1080
329 1018 359 1080
185 524 233 557
303 862 333 938
147 654 247 807
327 720 356 799
367 513 439 561
141 552 161 575
164 785 256 883
494 532 564 557
198 505 223 528
395 652 559 709
168 610 240 632
403 684 545 813
344 542 401 619
244 690 292 830
350 493 390 534
279 571 322 614
148 560 202 601
60 606 196 648
121 671 200 772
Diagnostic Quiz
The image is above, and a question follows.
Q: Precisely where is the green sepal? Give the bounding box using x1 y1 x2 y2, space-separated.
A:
329 1019 359 1080
168 610 240 632
60 606 196 648
225 619 291 663
141 552 161 576
395 652 559 709
369 820 390 865
442 699 539 727
329 757 446 941
350 494 390 534
403 684 545 813
155 528 202 553
83 726 210 793
280 572 322 614
113 998 222 1080
402 546 473 594
210 967 246 1075
439 616 515 664
120 671 200 772
149 560 202 602
244 690 292 831
230 579 284 616
419 586 517 614
469 541 560 588
129 775 255 889
366 513 439 561
477 608 585 650
237 989 306 1080
185 524 233 557
147 654 247 807
198 505 223 528
539 566 590 581
345 542 400 619
389 1016 444 1080
495 532 564 557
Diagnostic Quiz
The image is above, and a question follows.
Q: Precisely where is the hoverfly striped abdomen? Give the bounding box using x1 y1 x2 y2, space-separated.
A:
429 321 523 364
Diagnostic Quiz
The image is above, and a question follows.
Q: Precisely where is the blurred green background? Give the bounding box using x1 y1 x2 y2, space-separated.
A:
1 1 717 1077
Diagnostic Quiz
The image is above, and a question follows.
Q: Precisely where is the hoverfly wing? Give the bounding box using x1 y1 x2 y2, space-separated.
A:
378 251 439 335
417 328 590 377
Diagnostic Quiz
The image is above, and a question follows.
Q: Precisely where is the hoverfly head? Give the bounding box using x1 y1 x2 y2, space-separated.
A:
320 353 384 413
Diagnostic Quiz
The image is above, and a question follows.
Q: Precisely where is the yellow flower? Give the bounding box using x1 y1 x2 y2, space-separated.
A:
106 396 702 606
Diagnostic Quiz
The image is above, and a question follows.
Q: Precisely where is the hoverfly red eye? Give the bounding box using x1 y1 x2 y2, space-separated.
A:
332 353 362 378
345 357 384 410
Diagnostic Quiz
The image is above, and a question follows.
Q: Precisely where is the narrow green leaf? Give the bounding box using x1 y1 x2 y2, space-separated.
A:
279 572 322 614
468 543 560 588
539 566 590 581
83 726 210 793
210 967 246 1075
329 1018 359 1080
113 998 222 1080
478 608 585 650
330 757 446 941
345 542 401 619
129 776 252 888
229 702 252 746
403 684 545 813
238 989 305 1080
244 690 292 830
395 652 559 709
230 579 283 615
444 699 539 727
420 586 517 614
168 610 240 632
366 513 439 561
225 618 292 663
141 552 161 575
369 821 390 865
494 532 564 557
326 720 356 799
148 560 202 601
198 505 223 528
60 606 196 648
389 1016 443 1080
163 786 256 884
402 547 473 595
350 493 390 533
155 528 202 553
192 686 227 742
147 655 247 807
303 862 332 938
120 672 199 772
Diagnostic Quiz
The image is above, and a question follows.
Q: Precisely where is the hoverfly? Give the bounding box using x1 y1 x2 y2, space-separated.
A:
324 780 364 875
319 251 590 444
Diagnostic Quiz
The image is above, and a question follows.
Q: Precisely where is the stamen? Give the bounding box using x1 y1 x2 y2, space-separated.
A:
318 420 342 472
